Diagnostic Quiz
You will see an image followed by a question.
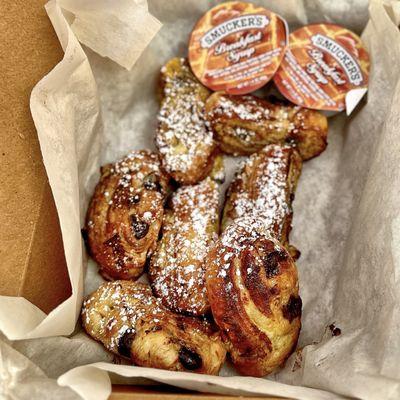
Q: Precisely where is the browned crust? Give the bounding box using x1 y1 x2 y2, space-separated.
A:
205 92 328 160
222 144 302 259
85 150 170 280
155 58 217 185
149 177 219 316
81 280 226 375
206 218 301 376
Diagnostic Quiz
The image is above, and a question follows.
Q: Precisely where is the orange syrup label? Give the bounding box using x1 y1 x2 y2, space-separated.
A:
273 23 370 112
189 1 288 95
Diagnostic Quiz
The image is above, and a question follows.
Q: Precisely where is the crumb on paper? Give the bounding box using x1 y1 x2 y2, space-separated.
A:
329 323 342 337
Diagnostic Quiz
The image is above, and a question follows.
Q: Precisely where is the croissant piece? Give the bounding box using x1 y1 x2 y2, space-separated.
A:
156 58 218 185
85 150 170 280
205 92 328 160
206 217 301 377
82 281 226 374
149 176 220 316
222 144 302 259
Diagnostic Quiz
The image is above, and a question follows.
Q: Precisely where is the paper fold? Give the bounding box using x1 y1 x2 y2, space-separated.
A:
57 362 344 400
0 0 90 340
59 0 162 70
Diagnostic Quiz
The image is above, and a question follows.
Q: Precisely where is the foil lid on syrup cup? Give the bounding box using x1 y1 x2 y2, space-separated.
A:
188 1 288 95
273 23 370 115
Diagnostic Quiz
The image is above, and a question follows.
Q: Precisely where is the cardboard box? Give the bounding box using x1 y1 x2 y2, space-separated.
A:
1 1 286 398
0 0 71 314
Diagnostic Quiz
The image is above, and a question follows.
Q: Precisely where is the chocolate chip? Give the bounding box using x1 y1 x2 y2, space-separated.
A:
285 137 297 145
263 250 287 278
282 295 302 322
290 192 295 202
130 194 140 205
178 347 202 370
143 173 162 192
117 329 135 358
130 215 149 239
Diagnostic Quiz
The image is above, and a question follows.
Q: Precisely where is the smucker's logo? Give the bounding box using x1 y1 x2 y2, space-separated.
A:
200 14 269 49
310 34 363 86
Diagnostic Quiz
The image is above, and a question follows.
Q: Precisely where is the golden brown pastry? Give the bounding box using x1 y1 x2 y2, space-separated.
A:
85 150 170 281
149 176 220 316
82 281 226 374
156 57 218 185
206 217 301 377
205 92 328 160
222 144 302 259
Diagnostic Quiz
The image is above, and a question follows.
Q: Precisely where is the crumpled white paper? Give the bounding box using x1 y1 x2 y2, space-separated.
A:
1 0 400 399
0 337 80 400
60 0 162 69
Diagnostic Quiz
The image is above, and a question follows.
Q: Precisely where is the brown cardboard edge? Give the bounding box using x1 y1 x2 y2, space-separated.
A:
110 385 289 399
0 0 72 313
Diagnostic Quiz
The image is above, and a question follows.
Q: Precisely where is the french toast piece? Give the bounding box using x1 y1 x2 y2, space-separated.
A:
82 281 226 374
85 150 170 280
206 217 301 377
156 58 217 185
222 144 302 260
149 175 220 316
205 92 328 160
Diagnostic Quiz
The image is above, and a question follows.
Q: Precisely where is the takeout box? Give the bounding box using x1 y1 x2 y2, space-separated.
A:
2 0 400 399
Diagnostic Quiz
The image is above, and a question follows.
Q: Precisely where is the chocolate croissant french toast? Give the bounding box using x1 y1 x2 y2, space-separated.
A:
85 150 170 281
149 176 220 316
205 92 328 160
156 57 218 185
82 281 226 374
222 144 302 259
206 217 301 377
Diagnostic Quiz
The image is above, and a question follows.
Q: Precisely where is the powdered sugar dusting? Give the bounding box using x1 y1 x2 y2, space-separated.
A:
86 150 168 279
207 93 302 134
156 58 213 176
82 281 165 354
214 94 271 121
150 177 219 315
224 144 296 241
215 216 281 288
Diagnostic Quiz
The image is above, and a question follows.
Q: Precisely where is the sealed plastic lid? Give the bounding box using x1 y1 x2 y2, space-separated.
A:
273 23 370 114
189 1 288 95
